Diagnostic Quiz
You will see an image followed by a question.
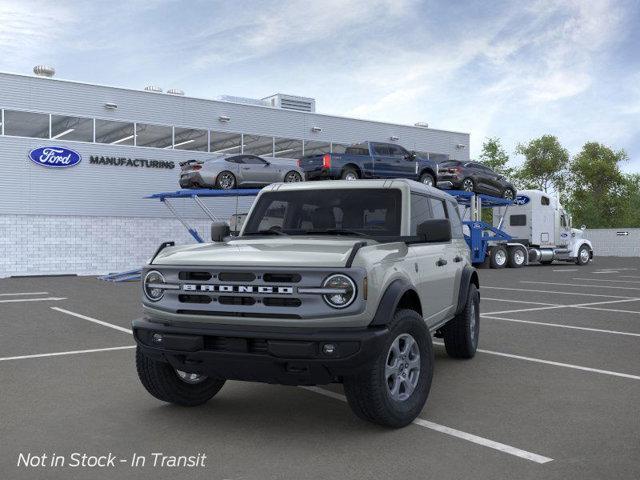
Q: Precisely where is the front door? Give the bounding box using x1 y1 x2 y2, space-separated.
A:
239 156 274 185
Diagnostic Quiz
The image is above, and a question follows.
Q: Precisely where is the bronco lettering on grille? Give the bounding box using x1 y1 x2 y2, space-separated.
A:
182 284 294 294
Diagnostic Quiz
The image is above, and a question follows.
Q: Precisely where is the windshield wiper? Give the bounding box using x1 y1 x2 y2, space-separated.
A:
304 228 370 238
244 229 288 236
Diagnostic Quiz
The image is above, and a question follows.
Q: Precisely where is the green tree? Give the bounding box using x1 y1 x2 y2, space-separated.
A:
619 174 640 228
479 137 514 177
515 135 569 193
566 142 628 228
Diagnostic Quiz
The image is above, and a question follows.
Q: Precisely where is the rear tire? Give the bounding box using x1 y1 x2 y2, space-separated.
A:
215 171 236 190
136 347 225 406
507 246 526 268
462 178 475 192
443 284 480 359
341 167 359 181
419 172 435 187
284 171 303 183
489 245 508 269
343 309 433 428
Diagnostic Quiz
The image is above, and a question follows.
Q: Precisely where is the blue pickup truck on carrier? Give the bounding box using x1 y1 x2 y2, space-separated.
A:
298 141 440 187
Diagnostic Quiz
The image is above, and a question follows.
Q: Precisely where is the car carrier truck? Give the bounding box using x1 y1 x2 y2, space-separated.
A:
491 189 593 266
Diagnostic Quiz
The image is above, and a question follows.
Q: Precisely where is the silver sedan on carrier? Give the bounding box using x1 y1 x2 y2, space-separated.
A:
179 154 305 190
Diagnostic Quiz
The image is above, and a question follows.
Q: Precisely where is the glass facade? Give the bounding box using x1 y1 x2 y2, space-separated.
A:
0 108 449 161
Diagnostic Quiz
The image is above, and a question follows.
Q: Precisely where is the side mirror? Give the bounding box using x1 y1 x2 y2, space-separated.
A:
581 224 586 230
417 219 451 243
404 152 416 160
211 222 230 242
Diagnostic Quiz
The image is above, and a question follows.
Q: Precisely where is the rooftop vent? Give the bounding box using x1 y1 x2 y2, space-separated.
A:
167 88 185 96
414 122 429 128
33 65 55 78
262 93 316 113
144 85 163 93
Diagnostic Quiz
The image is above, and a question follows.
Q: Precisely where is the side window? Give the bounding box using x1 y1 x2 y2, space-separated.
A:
226 156 242 164
430 198 448 220
560 215 567 228
410 194 433 235
510 215 527 226
541 196 550 206
387 145 404 157
446 201 464 239
243 156 267 165
373 144 390 156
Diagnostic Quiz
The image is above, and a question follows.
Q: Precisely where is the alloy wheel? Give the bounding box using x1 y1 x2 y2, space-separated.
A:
175 370 208 384
218 172 235 189
462 179 474 192
285 171 302 183
385 333 421 402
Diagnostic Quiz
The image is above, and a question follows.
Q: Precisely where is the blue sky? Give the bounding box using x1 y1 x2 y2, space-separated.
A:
1 0 639 171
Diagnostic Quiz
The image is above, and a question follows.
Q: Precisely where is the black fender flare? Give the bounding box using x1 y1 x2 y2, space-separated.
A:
369 278 415 327
455 265 479 315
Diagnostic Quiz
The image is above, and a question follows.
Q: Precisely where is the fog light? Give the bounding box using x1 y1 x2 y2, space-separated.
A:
152 333 163 344
322 343 336 355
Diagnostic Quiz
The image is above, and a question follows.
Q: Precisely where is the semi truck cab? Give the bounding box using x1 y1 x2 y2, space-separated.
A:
494 189 593 265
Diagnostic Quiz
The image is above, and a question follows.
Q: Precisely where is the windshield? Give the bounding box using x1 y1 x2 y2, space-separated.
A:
243 188 402 238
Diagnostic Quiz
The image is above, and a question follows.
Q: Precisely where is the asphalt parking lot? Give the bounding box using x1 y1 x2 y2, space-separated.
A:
2 257 640 480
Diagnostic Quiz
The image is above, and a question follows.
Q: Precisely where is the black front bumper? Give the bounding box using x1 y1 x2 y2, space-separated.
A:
133 318 390 386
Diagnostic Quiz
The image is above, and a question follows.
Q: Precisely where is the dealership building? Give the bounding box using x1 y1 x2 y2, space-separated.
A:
0 68 470 277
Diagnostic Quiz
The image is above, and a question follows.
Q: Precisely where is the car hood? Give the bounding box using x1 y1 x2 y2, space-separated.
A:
152 237 367 268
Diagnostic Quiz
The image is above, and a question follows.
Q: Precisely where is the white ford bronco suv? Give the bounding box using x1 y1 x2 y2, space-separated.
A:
134 179 480 427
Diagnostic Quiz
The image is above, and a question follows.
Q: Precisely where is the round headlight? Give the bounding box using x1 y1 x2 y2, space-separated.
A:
143 270 166 302
322 274 356 309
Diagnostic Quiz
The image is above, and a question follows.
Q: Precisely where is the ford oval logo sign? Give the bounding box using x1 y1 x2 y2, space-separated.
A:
514 195 530 206
28 146 82 168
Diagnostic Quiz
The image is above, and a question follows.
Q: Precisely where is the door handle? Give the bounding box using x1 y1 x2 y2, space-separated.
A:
436 258 448 267
242 167 250 170
454 256 463 263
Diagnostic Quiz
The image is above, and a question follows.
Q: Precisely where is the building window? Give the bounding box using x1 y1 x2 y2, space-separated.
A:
173 127 208 151
303 140 331 156
242 135 274 156
135 123 173 148
50 114 94 142
273 137 303 159
3 110 50 139
331 143 349 154
95 119 135 145
210 131 242 154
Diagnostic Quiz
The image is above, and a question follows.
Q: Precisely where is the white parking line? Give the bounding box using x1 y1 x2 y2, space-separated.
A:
0 297 67 304
51 307 133 334
573 278 640 284
483 298 559 307
520 281 640 291
482 286 638 299
482 305 565 316
434 342 640 381
482 315 640 338
301 387 553 464
0 346 135 362
0 291 49 296
482 297 640 316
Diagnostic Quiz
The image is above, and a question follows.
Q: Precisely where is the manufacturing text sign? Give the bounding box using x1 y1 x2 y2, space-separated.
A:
28 146 82 168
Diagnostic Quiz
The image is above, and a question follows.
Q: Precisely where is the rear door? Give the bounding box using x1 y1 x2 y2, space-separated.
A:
370 143 394 178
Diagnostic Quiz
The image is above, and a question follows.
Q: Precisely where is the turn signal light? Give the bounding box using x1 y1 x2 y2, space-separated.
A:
322 153 331 169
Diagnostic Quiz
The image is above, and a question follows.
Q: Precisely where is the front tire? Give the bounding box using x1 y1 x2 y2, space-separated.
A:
343 309 433 428
461 178 475 192
576 245 591 265
443 284 480 359
502 188 516 200
215 171 236 190
136 347 225 406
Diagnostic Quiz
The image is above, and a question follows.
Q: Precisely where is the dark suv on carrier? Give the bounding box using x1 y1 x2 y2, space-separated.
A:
438 160 516 199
